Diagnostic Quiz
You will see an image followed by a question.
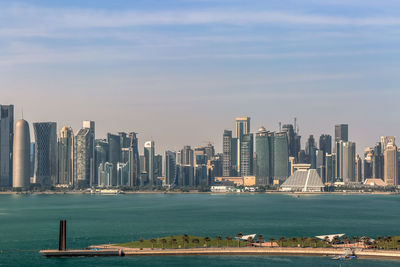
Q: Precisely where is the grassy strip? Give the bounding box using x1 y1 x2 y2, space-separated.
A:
117 235 400 250
118 235 247 249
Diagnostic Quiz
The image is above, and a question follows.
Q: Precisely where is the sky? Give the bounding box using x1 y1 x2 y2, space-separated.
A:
1 0 400 155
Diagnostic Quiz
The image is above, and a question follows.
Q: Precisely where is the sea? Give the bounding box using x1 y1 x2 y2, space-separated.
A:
1 193 400 266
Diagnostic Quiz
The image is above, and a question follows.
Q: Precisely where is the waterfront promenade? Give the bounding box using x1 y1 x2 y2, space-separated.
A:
40 245 400 260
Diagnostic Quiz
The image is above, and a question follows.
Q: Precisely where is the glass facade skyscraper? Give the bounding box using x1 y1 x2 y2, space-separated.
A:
273 132 289 180
33 122 57 186
255 127 272 185
335 124 348 142
222 130 232 177
57 126 74 185
127 132 140 186
0 105 14 187
165 150 176 185
144 141 155 185
74 128 91 187
240 133 253 176
235 117 250 174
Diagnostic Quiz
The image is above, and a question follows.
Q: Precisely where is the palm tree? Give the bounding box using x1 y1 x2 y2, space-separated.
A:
352 236 359 246
216 235 222 248
139 238 145 250
236 232 243 248
291 237 298 247
258 234 264 244
150 239 156 250
323 236 329 248
204 237 211 248
226 236 232 248
384 236 392 250
183 237 189 249
300 237 305 248
279 237 285 247
269 237 275 247
247 237 254 246
376 236 383 249
192 238 200 248
161 239 167 249
170 238 177 249
332 236 340 245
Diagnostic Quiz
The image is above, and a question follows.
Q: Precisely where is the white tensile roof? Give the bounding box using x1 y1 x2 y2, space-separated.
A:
281 169 325 191
315 234 345 242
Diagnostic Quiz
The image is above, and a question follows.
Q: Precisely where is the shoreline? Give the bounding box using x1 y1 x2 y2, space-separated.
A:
1 191 398 195
41 246 400 260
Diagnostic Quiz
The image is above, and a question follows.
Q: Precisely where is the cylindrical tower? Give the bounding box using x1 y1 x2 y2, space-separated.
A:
13 119 31 188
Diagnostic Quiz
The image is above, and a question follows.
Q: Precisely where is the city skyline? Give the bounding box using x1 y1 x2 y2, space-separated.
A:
2 106 398 157
1 0 400 155
3 102 400 189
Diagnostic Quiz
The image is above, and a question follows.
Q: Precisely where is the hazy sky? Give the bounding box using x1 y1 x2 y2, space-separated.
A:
1 0 400 155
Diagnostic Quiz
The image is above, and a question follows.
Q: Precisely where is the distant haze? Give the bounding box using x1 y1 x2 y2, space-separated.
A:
1 0 400 155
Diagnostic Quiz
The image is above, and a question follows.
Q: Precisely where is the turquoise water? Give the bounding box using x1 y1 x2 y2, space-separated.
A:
1 193 400 266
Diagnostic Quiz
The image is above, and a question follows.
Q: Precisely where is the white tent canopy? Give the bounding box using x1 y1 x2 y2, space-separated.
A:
315 234 345 242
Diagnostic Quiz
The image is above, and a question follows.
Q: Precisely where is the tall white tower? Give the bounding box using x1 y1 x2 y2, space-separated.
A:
13 119 31 188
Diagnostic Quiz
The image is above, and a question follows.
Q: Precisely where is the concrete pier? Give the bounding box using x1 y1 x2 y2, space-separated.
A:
40 244 400 259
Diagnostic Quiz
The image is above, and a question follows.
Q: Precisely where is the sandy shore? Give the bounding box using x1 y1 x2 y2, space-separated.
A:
1 191 397 195
1 191 398 195
82 245 400 260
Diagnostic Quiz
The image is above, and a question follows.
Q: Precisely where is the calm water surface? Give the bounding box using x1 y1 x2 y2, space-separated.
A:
1 193 400 266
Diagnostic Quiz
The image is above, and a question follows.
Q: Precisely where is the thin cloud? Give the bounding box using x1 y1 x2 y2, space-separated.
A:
2 4 400 31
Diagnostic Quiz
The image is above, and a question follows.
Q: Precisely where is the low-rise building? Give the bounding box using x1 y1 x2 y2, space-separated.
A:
210 185 235 193
214 176 256 186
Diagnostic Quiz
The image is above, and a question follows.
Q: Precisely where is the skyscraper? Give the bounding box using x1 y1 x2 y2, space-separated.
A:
33 122 57 186
94 139 109 185
144 141 155 185
74 128 91 187
325 153 335 183
341 141 356 183
127 132 140 186
236 117 250 173
384 142 398 186
154 154 162 179
165 150 176 185
0 105 14 187
30 142 35 178
107 133 121 164
355 154 362 183
82 121 95 186
57 127 74 185
98 162 114 187
335 124 348 142
305 135 316 158
363 148 373 179
273 132 289 180
117 162 129 186
180 145 194 166
372 142 384 179
281 124 296 158
223 130 233 177
255 127 272 185
335 124 349 181
235 117 250 141
319 134 332 156
240 133 253 176
13 119 30 188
